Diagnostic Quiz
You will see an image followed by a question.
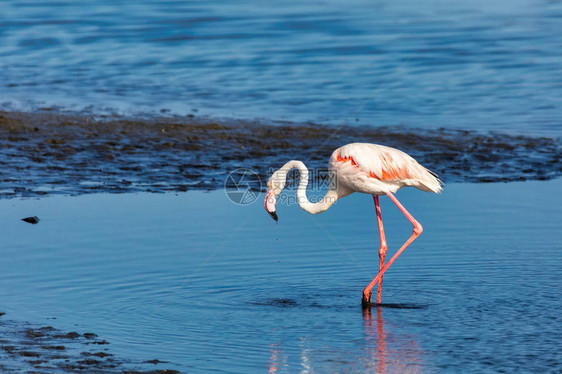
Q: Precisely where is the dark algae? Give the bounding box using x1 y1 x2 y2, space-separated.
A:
0 313 181 373
0 110 560 198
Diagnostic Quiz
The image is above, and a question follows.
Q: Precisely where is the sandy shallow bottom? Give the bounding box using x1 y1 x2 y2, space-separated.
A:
0 179 561 373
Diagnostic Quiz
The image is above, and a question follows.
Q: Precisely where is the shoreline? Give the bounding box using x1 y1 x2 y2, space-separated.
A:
0 109 560 199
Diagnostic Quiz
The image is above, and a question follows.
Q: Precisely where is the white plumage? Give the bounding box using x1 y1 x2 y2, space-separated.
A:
330 142 442 195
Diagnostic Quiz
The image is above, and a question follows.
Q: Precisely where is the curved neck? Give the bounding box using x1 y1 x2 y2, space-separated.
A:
276 160 339 215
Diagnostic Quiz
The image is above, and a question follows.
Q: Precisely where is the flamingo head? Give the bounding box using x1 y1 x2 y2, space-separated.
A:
264 188 278 221
264 173 285 222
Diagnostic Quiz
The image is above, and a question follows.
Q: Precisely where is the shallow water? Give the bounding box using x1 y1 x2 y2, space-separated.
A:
2 0 562 135
1 179 561 372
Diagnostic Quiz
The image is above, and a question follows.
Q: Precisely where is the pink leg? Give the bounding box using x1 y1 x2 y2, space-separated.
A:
373 195 387 304
362 192 423 307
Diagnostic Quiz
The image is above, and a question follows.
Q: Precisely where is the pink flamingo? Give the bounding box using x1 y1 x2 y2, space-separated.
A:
264 143 442 306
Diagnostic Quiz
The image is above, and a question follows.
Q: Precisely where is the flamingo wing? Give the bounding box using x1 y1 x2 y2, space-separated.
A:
332 143 442 193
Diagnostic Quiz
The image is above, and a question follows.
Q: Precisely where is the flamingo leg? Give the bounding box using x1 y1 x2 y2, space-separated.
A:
373 195 387 304
362 192 423 307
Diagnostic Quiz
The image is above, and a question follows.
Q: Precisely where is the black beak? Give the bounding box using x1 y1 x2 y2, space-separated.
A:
268 210 278 222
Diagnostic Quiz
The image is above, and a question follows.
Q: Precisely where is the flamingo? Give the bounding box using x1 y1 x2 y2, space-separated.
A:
264 142 442 307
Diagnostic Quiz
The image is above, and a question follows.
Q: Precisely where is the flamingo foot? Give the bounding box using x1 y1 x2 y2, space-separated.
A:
362 290 372 308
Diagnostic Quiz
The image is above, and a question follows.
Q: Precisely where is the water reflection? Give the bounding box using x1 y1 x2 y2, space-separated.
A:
265 306 425 373
267 343 282 374
363 307 424 373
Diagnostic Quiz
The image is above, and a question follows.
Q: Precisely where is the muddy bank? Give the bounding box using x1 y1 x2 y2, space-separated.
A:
0 312 179 373
0 110 560 198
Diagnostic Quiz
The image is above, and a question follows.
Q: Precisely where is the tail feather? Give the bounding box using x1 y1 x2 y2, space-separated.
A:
418 167 443 193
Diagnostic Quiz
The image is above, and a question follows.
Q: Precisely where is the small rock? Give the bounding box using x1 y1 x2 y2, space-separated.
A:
145 359 168 364
21 216 40 224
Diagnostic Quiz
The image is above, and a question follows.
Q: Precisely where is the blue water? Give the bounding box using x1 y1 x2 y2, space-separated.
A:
1 0 562 135
1 179 561 372
1 2 562 371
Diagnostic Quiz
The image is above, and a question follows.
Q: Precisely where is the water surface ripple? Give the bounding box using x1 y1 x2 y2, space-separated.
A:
0 180 560 372
1 0 562 135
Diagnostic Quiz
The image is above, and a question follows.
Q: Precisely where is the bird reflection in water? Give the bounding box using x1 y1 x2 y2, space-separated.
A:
266 306 424 372
267 343 283 374
363 306 424 373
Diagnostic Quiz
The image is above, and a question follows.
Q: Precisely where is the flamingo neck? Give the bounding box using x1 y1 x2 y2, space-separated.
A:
276 160 339 215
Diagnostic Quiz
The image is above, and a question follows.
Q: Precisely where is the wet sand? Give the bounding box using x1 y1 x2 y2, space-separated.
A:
1 110 560 198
